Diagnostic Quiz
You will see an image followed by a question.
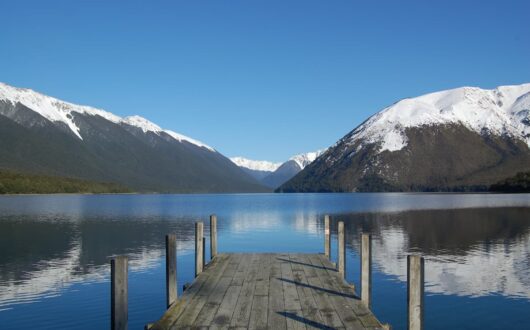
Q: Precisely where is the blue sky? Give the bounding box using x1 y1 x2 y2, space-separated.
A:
1 1 529 162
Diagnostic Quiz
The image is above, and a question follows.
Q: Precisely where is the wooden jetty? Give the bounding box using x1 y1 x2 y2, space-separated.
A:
111 215 425 330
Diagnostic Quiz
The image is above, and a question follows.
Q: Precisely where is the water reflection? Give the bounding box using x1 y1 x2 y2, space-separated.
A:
0 194 529 329
335 208 530 298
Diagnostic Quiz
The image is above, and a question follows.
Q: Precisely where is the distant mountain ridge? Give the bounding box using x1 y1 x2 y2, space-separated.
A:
0 82 268 193
279 83 530 192
231 150 326 188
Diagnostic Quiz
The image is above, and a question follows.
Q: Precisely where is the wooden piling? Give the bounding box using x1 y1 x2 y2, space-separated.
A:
361 233 372 308
338 221 345 278
324 215 331 258
195 222 204 277
210 214 217 259
165 234 177 308
407 255 424 330
111 256 128 330
202 237 206 267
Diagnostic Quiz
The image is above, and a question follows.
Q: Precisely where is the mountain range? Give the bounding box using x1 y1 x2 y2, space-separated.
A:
230 150 325 188
279 83 530 192
0 82 267 193
2 81 529 193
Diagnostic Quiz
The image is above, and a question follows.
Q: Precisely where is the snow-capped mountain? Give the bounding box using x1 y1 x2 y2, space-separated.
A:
289 150 326 169
0 82 266 193
230 157 282 172
344 83 530 153
280 83 530 192
0 82 214 150
231 150 326 188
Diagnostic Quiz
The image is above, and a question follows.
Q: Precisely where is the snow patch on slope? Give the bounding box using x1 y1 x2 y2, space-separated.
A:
121 115 215 151
347 83 530 153
289 149 327 169
230 157 281 172
0 82 214 151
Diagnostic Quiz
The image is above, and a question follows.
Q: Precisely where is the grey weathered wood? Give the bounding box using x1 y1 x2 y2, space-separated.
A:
297 254 343 328
408 255 424 330
195 222 204 277
308 254 365 330
280 256 305 330
290 254 326 328
338 221 345 278
194 254 245 327
152 253 384 329
165 234 177 308
111 256 128 330
203 237 206 267
324 215 331 259
268 255 287 330
173 255 232 327
210 214 218 259
249 254 271 329
361 233 372 309
231 254 259 327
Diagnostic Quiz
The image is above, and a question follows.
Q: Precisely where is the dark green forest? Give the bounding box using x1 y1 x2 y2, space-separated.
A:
0 169 132 194
489 171 530 193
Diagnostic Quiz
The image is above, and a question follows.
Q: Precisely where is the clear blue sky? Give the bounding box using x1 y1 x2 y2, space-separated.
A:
1 1 529 162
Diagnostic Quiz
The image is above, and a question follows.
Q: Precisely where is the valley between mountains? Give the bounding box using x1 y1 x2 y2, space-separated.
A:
1 82 529 193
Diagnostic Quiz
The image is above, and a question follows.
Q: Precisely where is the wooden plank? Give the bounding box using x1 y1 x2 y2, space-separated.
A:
297 254 344 328
318 255 382 329
231 254 260 328
211 254 253 327
280 256 306 330
172 254 233 327
308 254 365 330
290 254 328 329
211 284 243 327
193 254 244 327
151 253 385 330
267 255 287 330
150 256 226 330
249 254 271 329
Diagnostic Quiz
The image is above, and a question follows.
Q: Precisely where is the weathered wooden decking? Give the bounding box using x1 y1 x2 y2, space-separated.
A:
151 253 384 330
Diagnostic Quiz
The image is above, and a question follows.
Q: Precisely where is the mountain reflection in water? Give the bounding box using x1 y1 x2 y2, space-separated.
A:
0 193 528 329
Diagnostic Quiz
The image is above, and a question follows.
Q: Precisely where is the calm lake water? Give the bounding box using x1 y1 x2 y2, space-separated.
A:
0 193 529 329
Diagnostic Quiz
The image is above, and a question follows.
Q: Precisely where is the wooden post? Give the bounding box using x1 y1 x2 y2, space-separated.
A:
324 215 331 259
338 221 345 278
361 233 372 308
165 234 177 308
202 237 206 266
195 222 204 277
111 256 128 330
210 214 217 259
407 255 424 330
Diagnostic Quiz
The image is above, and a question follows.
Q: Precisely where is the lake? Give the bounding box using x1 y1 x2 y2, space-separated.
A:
0 193 529 329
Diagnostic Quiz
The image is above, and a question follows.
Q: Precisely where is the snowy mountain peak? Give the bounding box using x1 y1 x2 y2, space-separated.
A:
347 83 530 153
122 115 163 133
230 157 282 172
0 82 214 151
289 149 327 169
